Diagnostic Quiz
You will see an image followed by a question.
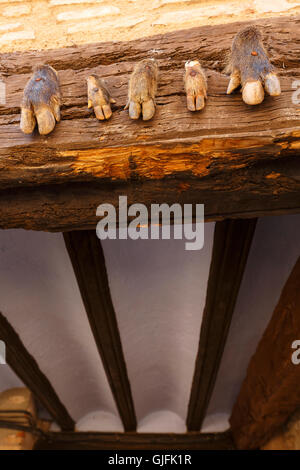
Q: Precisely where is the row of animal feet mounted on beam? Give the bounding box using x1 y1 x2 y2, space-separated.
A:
20 25 281 136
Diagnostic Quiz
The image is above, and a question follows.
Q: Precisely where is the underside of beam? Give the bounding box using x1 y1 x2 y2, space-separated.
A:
0 16 299 231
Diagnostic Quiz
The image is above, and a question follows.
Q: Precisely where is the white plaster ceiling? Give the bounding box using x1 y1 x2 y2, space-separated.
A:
0 214 299 433
102 223 215 431
0 228 120 428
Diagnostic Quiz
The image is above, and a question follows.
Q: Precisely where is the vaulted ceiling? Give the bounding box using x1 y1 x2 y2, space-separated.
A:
0 213 299 433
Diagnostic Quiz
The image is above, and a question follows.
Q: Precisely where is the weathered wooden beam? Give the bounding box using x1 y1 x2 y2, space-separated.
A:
63 230 137 431
187 219 257 431
230 256 300 450
0 311 75 431
0 16 299 231
35 430 234 450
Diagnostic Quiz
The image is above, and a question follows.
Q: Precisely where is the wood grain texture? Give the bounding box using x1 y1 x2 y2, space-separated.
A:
187 219 257 431
0 16 299 231
63 231 137 432
0 312 75 431
230 256 300 450
34 430 234 450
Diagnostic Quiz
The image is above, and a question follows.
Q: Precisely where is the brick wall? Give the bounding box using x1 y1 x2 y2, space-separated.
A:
0 0 299 52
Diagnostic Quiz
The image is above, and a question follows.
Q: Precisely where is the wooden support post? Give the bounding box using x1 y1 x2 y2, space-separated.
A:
0 312 75 431
187 219 257 431
230 256 300 449
63 230 137 431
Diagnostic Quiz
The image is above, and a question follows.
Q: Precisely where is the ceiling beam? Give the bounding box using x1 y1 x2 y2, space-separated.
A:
63 230 137 431
187 218 257 431
0 16 300 231
35 430 234 450
0 311 75 431
230 255 300 449
0 175 299 232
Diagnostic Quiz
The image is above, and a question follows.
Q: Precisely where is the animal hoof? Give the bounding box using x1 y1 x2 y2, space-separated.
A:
242 81 264 106
184 60 207 112
20 65 61 135
87 74 115 121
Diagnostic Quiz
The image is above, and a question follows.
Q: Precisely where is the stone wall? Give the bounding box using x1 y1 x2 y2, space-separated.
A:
0 0 299 52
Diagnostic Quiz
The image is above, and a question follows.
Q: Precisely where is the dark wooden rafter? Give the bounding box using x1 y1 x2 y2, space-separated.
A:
230 255 300 449
35 430 234 450
63 230 137 431
187 218 257 431
0 311 75 431
0 16 300 231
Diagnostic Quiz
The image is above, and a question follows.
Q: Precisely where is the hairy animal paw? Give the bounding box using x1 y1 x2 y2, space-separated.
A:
20 65 61 135
227 26 281 106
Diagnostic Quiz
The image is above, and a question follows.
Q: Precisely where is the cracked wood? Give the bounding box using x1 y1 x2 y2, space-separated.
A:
0 16 299 230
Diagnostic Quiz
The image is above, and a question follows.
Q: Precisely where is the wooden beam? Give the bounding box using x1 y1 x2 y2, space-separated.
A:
230 256 300 450
0 311 75 431
187 219 257 431
35 430 234 450
0 16 299 231
0 166 299 232
63 231 137 431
